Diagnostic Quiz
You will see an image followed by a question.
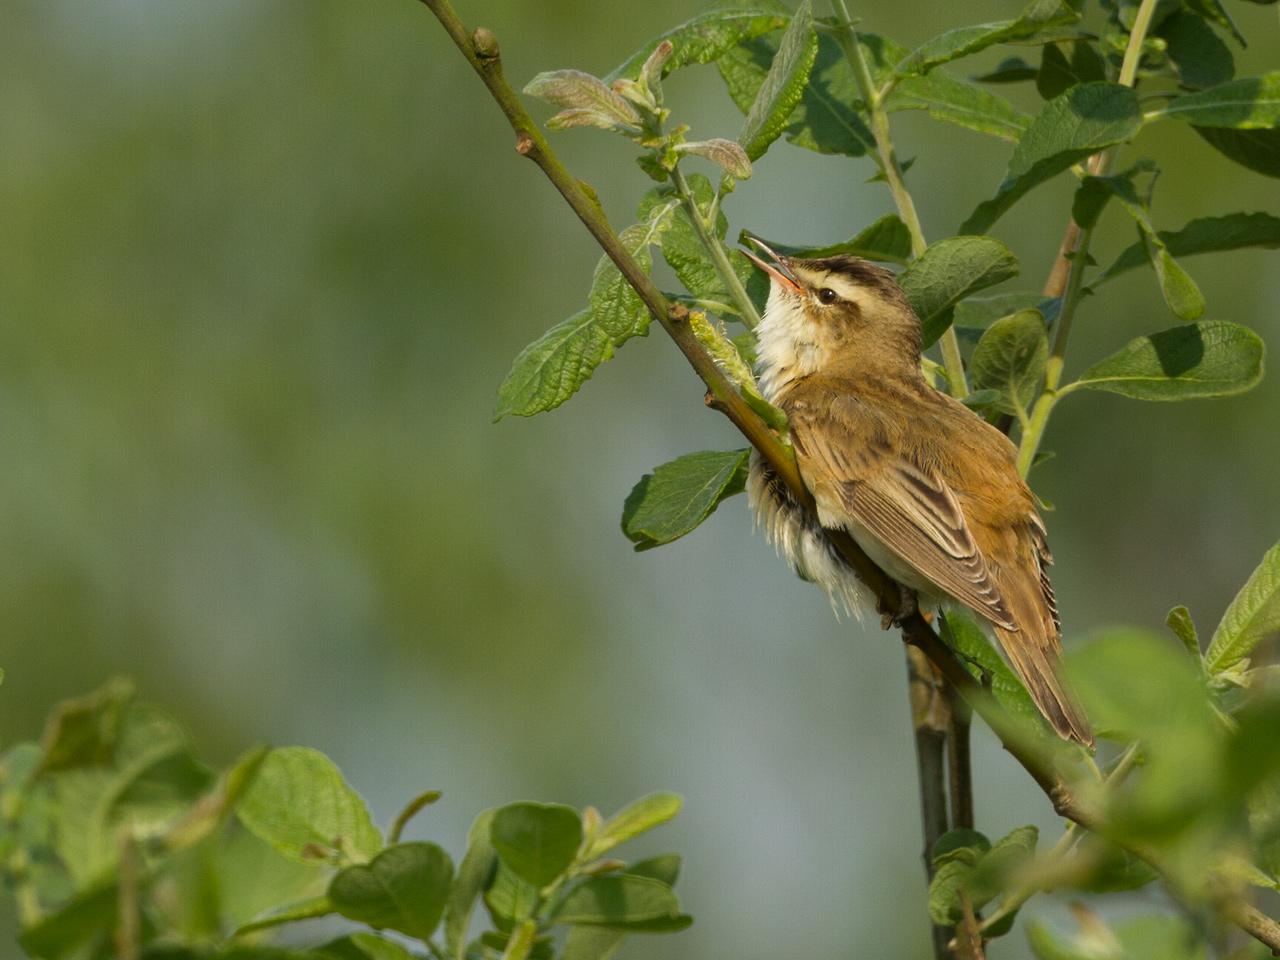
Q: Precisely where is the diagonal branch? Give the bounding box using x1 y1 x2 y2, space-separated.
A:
415 1 1280 953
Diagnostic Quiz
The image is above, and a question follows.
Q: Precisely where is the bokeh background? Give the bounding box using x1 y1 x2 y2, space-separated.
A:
2 1 1277 957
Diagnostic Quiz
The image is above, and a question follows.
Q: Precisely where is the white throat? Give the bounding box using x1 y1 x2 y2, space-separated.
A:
755 284 820 403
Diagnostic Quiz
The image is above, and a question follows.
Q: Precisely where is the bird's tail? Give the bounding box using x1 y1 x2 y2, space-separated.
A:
995 626 1094 746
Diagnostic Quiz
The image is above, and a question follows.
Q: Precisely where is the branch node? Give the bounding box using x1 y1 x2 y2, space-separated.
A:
668 302 690 324
471 26 499 60
515 132 535 156
703 389 729 414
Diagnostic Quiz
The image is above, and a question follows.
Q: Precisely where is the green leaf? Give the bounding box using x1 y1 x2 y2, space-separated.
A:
312 934 417 960
717 33 874 157
932 829 991 866
1195 126 1280 177
894 0 1082 78
484 863 538 934
627 854 682 887
494 211 673 418
18 878 119 959
1165 605 1200 658
1036 41 1105 100
1097 212 1280 282
1184 0 1245 46
588 793 682 857
561 927 626 960
1067 321 1263 401
236 746 382 864
1029 914 1207 960
676 138 752 179
444 809 498 960
523 71 639 131
607 1 790 82
490 802 583 888
961 83 1143 234
621 450 750 551
887 70 1031 142
328 841 454 941
928 827 1036 925
942 612 1042 728
1204 542 1280 675
36 676 134 773
742 214 912 264
954 292 1059 331
551 875 683 928
1154 72 1280 128
898 236 1020 347
738 0 818 160
1159 12 1234 90
1083 168 1206 320
969 309 1048 415
234 895 336 936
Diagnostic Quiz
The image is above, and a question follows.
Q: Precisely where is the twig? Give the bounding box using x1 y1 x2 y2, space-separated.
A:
415 3 1280 953
671 165 762 329
388 787 443 845
907 645 954 960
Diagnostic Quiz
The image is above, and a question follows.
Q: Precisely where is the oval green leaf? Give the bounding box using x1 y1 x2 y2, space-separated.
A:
490 802 583 888
1154 72 1280 128
551 875 682 928
1204 541 1280 675
738 0 818 161
622 451 750 551
1067 321 1263 401
968 309 1048 415
328 841 455 941
589 792 683 857
899 236 1020 347
236 746 382 864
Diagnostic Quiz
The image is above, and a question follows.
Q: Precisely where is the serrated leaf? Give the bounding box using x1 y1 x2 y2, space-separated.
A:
523 71 639 129
607 2 791 82
1165 605 1200 657
1204 542 1280 675
622 450 749 551
547 109 635 132
894 0 1082 78
328 842 454 941
887 70 1031 142
898 236 1020 347
1036 41 1106 100
444 809 497 960
742 214 912 264
491 802 583 888
1159 12 1234 90
588 793 682 857
1195 126 1280 177
551 875 682 928
236 747 382 864
1068 321 1263 400
1098 212 1280 281
969 309 1048 415
676 138 752 179
962 83 1143 234
494 211 672 419
1154 72 1280 128
738 0 818 160
717 33 874 157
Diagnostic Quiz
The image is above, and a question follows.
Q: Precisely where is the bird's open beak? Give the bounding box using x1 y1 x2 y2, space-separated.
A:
741 237 804 294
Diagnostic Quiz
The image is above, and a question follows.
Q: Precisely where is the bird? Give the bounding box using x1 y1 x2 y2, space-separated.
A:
739 238 1093 746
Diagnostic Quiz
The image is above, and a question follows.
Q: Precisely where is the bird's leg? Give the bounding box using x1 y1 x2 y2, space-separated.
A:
880 582 919 630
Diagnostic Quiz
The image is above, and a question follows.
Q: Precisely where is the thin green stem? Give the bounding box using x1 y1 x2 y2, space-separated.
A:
1016 0 1158 473
828 0 968 398
671 164 761 329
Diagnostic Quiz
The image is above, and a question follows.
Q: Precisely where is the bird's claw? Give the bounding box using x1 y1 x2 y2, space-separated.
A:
879 584 918 630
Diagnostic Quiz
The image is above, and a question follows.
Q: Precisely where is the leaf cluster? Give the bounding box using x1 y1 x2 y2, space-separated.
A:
0 684 690 960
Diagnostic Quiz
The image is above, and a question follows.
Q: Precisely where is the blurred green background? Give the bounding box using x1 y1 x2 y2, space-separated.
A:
1 1 1277 957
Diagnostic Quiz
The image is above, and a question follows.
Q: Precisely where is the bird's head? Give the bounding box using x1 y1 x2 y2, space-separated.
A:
742 238 922 390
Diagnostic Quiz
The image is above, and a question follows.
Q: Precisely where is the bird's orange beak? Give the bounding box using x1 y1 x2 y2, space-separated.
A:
741 237 804 294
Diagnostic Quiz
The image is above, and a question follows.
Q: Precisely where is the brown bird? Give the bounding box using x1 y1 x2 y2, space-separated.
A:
741 240 1092 745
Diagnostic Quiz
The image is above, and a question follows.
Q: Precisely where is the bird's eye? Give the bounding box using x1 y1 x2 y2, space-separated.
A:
817 287 839 305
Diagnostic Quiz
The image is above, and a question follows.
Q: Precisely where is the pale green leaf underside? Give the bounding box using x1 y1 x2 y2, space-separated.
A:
607 2 790 82
894 0 1081 78
738 0 818 161
622 449 750 551
1069 320 1264 401
1205 541 1280 674
1153 72 1280 128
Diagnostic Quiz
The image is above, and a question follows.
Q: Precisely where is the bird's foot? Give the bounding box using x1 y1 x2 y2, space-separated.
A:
879 584 918 630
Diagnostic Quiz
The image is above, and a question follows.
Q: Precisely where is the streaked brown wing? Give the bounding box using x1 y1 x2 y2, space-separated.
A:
792 418 1016 629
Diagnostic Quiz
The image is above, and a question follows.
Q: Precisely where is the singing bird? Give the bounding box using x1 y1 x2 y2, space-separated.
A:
741 240 1093 745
